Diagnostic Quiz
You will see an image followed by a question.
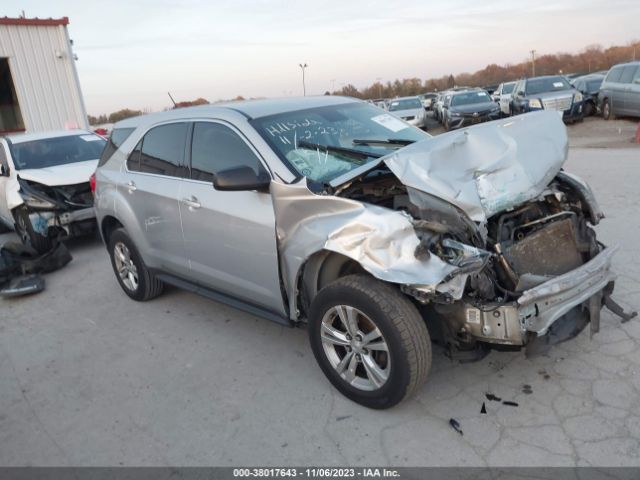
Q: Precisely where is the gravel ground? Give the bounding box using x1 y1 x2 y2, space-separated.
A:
0 145 638 466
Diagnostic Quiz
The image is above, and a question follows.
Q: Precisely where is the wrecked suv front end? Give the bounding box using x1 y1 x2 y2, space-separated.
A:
4 131 106 252
268 110 633 361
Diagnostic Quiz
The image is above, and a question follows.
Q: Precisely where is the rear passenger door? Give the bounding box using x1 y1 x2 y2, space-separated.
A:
179 120 285 316
123 122 190 276
605 66 625 114
621 65 640 116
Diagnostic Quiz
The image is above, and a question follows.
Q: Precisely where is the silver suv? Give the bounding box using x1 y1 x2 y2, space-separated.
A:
95 97 627 409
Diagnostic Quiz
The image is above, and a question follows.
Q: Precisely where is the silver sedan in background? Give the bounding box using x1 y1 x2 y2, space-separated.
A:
387 96 427 129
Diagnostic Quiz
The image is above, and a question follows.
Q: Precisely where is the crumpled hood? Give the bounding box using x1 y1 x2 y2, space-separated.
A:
17 159 98 187
384 110 568 223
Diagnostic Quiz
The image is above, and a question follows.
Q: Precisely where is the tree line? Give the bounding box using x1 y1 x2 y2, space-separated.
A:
88 40 639 125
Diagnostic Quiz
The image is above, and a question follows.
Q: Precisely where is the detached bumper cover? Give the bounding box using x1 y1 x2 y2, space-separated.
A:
518 246 618 335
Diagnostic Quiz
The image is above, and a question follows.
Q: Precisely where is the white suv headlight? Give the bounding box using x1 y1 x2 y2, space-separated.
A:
574 92 583 102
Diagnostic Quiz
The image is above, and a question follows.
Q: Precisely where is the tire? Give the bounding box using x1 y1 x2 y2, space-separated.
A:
583 101 594 117
308 274 431 409
108 228 163 301
13 207 53 253
602 99 612 120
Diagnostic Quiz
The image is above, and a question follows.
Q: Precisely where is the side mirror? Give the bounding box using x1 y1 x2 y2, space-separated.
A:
0 164 8 176
213 166 270 192
517 91 524 97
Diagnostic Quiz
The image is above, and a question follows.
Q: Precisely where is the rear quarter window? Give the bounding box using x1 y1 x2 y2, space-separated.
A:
98 127 135 167
605 66 624 83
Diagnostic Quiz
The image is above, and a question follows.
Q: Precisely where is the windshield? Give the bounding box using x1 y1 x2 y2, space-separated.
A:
502 83 515 94
450 91 492 106
251 102 429 183
10 134 106 170
526 77 572 95
388 98 422 111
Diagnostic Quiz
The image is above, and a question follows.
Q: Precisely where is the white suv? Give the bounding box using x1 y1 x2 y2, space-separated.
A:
0 130 106 251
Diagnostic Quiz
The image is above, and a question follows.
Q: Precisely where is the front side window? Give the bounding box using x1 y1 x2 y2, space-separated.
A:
251 102 429 183
190 122 267 182
129 123 188 177
9 134 106 170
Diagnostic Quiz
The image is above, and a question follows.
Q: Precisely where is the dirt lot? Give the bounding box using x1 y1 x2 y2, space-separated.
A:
426 112 640 149
0 123 638 467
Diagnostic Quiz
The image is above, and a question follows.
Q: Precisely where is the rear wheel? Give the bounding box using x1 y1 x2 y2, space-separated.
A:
602 99 612 120
308 274 431 409
13 207 53 253
108 228 163 301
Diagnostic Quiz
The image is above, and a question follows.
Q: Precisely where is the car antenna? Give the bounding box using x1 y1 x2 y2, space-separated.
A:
167 91 177 108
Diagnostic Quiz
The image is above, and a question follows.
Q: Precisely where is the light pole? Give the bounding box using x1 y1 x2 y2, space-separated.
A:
376 77 382 98
529 49 536 77
299 63 308 96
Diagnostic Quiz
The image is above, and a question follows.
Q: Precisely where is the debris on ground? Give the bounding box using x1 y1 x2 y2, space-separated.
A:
0 274 45 297
502 400 519 407
449 418 463 436
485 393 502 402
480 402 487 414
0 240 71 297
522 384 533 394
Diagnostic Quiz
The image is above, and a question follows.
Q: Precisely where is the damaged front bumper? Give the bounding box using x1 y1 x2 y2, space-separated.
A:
458 246 618 346
27 207 96 237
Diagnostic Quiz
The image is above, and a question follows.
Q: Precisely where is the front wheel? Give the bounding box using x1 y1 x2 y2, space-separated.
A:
308 274 432 409
13 207 53 253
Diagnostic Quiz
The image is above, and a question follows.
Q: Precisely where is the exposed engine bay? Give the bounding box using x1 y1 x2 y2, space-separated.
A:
332 166 631 357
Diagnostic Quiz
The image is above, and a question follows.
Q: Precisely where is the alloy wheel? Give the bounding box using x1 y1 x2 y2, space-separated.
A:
320 305 390 391
114 242 139 291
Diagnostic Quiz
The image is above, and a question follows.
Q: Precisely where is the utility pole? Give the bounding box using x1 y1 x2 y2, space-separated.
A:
299 63 308 96
530 49 536 77
376 77 382 98
330 78 336 92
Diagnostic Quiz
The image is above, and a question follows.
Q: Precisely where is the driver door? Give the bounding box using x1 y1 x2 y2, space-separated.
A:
179 120 285 316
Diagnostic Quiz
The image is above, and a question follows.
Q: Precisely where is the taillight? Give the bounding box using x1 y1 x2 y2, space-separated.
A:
90 172 96 195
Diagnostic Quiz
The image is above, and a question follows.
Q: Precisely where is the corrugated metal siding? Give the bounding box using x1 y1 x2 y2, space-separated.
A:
0 22 88 133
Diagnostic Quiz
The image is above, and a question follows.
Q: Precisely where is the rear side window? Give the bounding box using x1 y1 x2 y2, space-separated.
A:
190 122 267 183
619 65 639 84
98 127 135 167
606 66 624 83
128 123 189 177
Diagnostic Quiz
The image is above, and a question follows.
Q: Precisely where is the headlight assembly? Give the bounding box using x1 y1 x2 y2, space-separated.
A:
574 92 583 102
19 191 57 209
529 99 543 109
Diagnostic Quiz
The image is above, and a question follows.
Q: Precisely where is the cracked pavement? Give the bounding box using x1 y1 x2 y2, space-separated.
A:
0 146 638 466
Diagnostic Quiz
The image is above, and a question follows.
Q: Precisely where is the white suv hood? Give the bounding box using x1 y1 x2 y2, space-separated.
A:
17 159 98 186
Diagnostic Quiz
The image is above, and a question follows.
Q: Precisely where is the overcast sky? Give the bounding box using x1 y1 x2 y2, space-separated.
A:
14 0 640 114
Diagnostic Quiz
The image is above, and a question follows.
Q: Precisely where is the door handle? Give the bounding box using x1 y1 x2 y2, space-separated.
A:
126 181 136 193
181 196 201 210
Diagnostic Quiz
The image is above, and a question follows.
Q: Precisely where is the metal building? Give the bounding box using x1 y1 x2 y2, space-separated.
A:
0 16 88 134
